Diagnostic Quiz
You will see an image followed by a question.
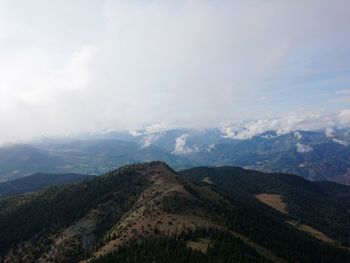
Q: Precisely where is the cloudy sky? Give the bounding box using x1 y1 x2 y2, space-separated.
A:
0 0 349 143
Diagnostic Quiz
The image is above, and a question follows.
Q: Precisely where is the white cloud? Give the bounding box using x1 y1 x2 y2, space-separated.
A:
172 134 198 155
324 126 348 146
140 133 162 148
296 142 313 153
0 1 349 143
130 123 171 148
294 131 302 140
338 109 350 126
261 133 276 139
332 138 348 146
207 144 215 152
143 123 172 134
128 123 173 137
129 130 143 137
324 127 335 138
221 110 348 140
221 119 281 140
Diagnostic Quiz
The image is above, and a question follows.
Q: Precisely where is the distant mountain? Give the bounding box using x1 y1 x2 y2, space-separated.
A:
0 144 65 182
0 172 92 197
190 130 350 182
0 128 349 184
0 140 193 182
0 162 349 262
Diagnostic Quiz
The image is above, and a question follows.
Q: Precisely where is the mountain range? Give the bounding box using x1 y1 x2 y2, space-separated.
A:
0 162 349 262
0 128 349 184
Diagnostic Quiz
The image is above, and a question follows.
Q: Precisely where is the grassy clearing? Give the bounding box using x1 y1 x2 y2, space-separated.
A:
286 220 335 243
255 193 288 214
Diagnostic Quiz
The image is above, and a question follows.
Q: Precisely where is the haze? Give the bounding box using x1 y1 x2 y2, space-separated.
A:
0 0 349 143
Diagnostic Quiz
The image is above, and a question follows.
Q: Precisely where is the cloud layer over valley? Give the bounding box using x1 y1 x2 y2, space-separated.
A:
0 0 349 143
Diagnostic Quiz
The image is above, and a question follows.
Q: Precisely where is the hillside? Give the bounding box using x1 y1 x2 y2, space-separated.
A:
0 162 349 262
181 166 350 246
0 172 93 198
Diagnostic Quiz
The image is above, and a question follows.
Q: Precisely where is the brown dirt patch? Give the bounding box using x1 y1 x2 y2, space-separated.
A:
287 220 335 243
255 193 288 214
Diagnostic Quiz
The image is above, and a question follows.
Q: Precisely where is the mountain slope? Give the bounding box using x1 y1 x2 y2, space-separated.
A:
181 166 350 246
0 144 66 182
0 172 93 197
0 162 349 262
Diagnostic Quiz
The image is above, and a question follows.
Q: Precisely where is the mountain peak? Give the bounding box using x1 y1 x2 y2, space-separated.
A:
1 163 350 263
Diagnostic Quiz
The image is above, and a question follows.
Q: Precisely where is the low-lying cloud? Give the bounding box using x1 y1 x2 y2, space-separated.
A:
0 0 349 143
221 110 350 140
172 134 198 155
296 142 313 153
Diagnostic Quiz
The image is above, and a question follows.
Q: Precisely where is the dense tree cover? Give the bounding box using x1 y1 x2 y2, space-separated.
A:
315 181 350 210
0 172 92 197
181 166 350 246
179 180 350 262
0 164 149 260
92 229 269 263
1 162 350 262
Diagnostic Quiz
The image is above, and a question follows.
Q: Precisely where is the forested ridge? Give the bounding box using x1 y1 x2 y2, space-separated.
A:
0 172 92 197
181 166 350 246
0 162 349 262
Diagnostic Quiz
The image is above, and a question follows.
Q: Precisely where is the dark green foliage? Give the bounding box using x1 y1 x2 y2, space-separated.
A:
92 229 269 263
0 164 149 260
181 166 350 246
180 178 350 262
315 181 350 210
0 172 93 197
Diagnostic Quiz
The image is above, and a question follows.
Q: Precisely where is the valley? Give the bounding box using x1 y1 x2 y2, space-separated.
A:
0 128 349 185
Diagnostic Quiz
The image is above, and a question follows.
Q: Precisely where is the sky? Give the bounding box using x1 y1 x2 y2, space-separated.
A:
0 0 349 143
